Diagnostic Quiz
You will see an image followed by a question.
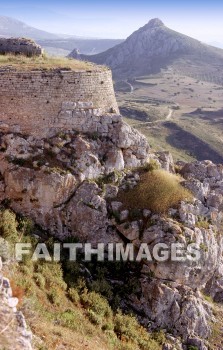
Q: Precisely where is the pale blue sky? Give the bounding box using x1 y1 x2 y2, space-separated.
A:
0 0 223 43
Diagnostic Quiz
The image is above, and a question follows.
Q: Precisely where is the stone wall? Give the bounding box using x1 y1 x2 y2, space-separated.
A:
0 68 119 137
0 38 43 56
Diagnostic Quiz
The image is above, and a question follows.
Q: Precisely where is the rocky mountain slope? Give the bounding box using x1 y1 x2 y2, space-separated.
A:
0 116 149 239
0 15 123 55
0 53 223 349
0 116 223 349
0 15 60 40
78 18 223 79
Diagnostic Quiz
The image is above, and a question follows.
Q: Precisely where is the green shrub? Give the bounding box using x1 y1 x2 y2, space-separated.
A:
48 287 62 306
150 331 166 345
114 312 139 340
202 293 213 303
90 279 113 300
196 220 210 229
16 276 36 293
119 170 192 213
17 216 34 235
68 288 80 304
81 291 112 318
20 264 33 277
57 309 80 330
87 310 103 326
114 312 162 350
35 262 67 290
102 320 114 331
33 272 46 289
0 209 18 241
142 159 160 172
104 330 118 347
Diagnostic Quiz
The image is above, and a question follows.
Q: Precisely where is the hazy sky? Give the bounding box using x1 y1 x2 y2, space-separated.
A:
0 0 223 43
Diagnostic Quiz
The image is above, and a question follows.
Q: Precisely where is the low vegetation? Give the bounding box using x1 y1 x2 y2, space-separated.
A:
119 169 192 213
0 53 100 71
0 208 164 350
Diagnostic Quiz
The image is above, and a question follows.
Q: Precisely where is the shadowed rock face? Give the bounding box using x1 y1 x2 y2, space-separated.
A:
0 38 43 56
79 18 223 79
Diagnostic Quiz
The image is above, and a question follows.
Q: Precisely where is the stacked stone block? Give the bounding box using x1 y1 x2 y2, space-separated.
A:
0 68 119 138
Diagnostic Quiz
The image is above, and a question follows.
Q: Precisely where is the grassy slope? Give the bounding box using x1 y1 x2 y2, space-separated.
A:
0 54 103 71
1 209 164 350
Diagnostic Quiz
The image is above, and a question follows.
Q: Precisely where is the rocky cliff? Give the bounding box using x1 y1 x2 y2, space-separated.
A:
0 125 223 349
0 57 223 349
0 116 149 239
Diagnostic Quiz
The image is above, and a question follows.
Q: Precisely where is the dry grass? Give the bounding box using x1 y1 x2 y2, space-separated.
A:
1 210 164 350
9 263 113 350
10 280 25 306
119 169 192 213
0 53 102 71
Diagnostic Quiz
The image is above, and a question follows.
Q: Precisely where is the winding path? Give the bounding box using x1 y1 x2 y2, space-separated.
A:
130 107 174 127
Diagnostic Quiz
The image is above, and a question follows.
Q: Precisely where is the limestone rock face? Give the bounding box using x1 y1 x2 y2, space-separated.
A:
0 114 150 239
1 121 223 349
0 258 33 349
140 280 212 341
180 163 223 305
205 262 223 303
4 167 78 227
141 216 222 288
181 160 223 228
155 151 175 173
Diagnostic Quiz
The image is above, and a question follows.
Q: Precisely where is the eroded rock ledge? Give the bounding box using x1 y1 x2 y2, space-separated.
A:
0 121 223 349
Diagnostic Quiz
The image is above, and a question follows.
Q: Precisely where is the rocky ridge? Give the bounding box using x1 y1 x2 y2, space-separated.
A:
77 18 223 79
0 119 223 348
0 83 222 348
0 115 149 239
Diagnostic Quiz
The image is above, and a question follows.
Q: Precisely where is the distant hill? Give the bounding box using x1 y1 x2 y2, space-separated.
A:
79 18 223 80
0 15 60 40
38 38 124 56
208 41 223 49
0 15 123 55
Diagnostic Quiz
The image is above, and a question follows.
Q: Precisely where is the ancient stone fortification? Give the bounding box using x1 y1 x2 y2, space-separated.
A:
0 68 119 137
0 38 43 56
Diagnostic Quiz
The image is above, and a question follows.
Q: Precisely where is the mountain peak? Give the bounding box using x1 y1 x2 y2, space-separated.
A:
146 18 164 28
82 17 223 80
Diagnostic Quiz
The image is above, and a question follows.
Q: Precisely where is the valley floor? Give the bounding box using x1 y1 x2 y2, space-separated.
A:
116 70 223 164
